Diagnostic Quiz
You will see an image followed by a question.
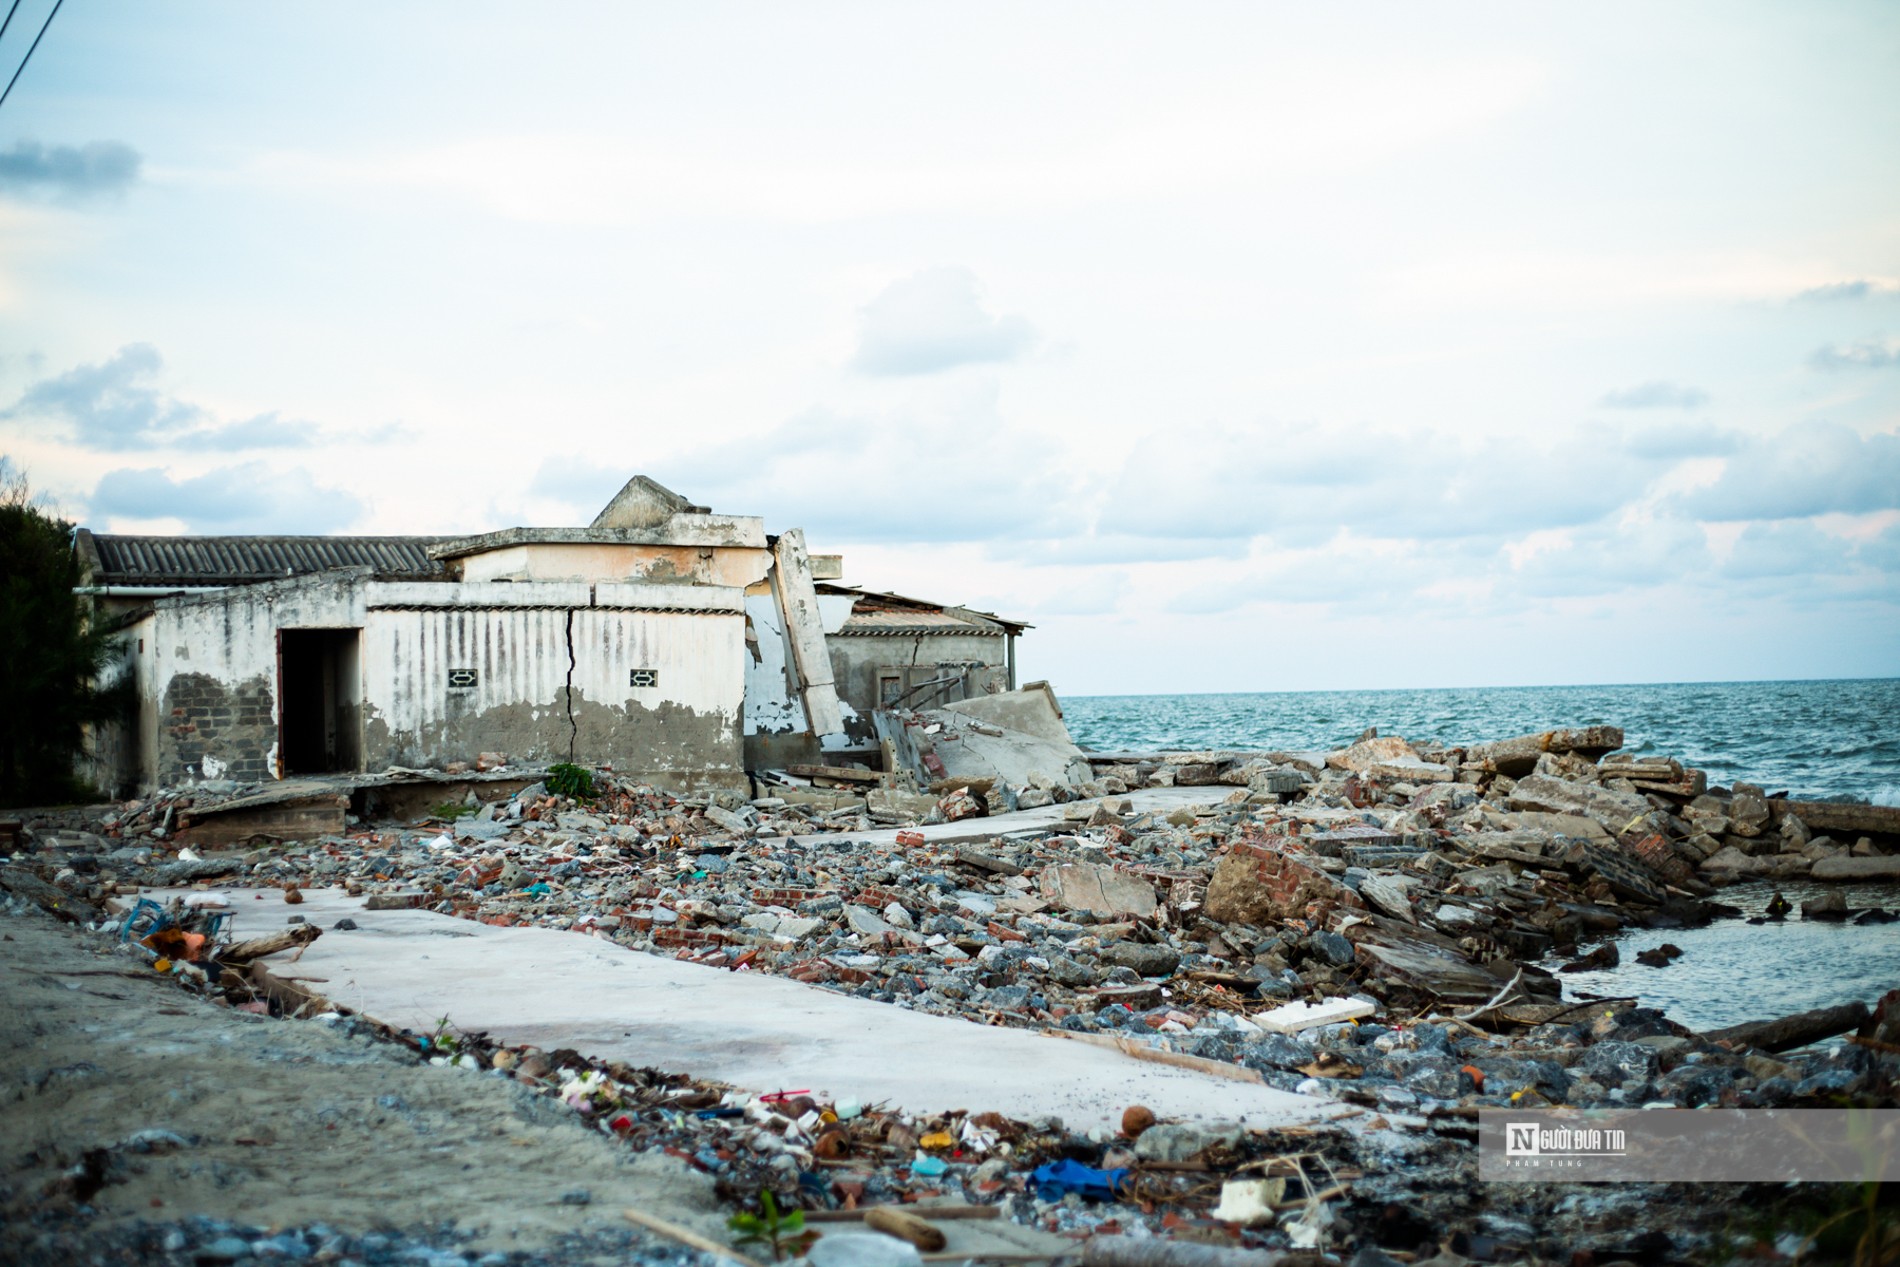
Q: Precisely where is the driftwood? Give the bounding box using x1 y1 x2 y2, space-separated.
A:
1041 1028 1266 1085
1704 1001 1871 1053
622 1208 767 1267
1083 1235 1286 1267
219 923 322 965
863 1208 948 1251
804 1206 999 1224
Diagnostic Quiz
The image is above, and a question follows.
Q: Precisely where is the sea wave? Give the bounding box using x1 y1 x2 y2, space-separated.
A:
1066 678 1900 804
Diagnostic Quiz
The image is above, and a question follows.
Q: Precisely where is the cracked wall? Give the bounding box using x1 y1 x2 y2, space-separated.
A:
361 605 744 782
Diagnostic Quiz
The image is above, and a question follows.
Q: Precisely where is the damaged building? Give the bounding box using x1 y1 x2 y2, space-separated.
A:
73 476 1029 797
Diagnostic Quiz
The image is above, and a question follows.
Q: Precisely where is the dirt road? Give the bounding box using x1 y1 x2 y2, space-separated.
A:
0 904 725 1265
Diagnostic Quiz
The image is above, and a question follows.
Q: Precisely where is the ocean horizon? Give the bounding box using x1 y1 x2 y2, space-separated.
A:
1064 676 1900 806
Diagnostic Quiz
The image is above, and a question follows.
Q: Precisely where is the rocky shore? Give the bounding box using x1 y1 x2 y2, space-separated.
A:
4 721 1898 1265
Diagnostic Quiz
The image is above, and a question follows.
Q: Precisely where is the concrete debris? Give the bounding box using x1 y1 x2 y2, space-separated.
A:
4 711 1897 1266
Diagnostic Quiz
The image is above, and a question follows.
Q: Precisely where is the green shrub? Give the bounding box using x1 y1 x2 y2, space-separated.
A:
545 762 595 799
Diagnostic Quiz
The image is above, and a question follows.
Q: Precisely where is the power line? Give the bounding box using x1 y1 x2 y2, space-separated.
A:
0 0 66 115
0 1 26 49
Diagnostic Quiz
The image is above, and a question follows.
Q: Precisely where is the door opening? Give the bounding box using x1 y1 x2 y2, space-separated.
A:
279 629 362 775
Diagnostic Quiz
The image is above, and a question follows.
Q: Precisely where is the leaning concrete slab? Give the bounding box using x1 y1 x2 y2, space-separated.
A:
793 786 1231 850
148 886 1340 1135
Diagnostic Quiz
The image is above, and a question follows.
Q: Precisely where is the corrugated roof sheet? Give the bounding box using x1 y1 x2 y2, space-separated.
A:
88 535 450 585
820 583 1029 635
838 607 1007 636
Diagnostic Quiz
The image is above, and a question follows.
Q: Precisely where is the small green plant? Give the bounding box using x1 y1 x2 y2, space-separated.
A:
727 1189 819 1261
422 1014 462 1057
429 800 476 820
545 762 596 800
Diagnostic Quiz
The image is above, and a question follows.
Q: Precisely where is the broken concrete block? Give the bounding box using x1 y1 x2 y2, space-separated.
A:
1367 758 1454 784
1356 874 1416 922
1247 768 1306 795
1203 839 1364 926
1464 726 1624 777
1810 855 1900 881
1325 736 1419 774
364 892 427 910
1253 996 1376 1035
867 788 938 818
1038 861 1157 919
1505 774 1652 834
1729 792 1770 835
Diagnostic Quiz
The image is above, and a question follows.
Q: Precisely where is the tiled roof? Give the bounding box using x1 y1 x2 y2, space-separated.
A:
85 535 450 586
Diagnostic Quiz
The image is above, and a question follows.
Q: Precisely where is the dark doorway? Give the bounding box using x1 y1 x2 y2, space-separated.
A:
279 629 361 775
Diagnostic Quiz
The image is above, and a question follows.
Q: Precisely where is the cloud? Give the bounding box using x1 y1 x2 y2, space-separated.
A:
656 391 1073 546
3 345 319 450
1810 336 1900 370
1598 380 1710 410
1505 515 1713 597
1794 280 1897 303
851 267 1035 376
1622 420 1742 460
1097 421 1667 550
169 411 316 451
0 140 142 201
1677 422 1900 521
1720 520 1855 580
7 344 201 446
1855 522 1900 574
90 464 363 533
1023 571 1128 617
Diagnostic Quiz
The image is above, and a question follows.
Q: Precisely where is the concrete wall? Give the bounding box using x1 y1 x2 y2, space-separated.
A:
456 541 772 590
827 630 1010 742
143 571 364 786
129 571 750 792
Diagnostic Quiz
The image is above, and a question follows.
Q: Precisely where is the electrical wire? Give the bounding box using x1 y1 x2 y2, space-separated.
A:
0 0 66 115
0 1 26 49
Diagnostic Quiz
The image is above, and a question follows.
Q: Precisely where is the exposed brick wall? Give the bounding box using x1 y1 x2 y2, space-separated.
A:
158 672 275 784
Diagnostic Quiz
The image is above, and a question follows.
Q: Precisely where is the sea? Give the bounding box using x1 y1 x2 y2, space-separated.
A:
1065 678 1900 1031
1065 677 1900 806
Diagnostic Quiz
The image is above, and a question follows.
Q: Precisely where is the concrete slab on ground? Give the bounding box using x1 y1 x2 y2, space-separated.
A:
790 786 1233 850
146 885 1339 1135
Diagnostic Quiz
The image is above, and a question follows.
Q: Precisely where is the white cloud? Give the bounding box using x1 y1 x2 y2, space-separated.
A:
851 268 1035 376
91 463 363 533
1811 336 1900 370
1678 423 1900 521
1599 380 1709 410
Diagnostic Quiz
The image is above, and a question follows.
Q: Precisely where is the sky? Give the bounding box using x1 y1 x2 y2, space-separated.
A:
0 2 1896 694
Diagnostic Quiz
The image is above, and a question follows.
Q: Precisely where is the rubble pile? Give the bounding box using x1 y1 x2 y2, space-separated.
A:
11 723 1898 1118
4 717 1898 1261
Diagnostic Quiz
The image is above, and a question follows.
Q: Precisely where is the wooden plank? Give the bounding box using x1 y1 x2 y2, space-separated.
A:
221 922 322 965
1040 1028 1265 1084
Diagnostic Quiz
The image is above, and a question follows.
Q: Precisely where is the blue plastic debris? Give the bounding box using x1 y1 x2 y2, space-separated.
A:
1030 1159 1131 1202
910 1154 949 1178
521 882 553 897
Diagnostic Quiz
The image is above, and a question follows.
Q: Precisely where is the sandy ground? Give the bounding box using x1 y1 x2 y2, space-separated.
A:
0 904 727 1261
